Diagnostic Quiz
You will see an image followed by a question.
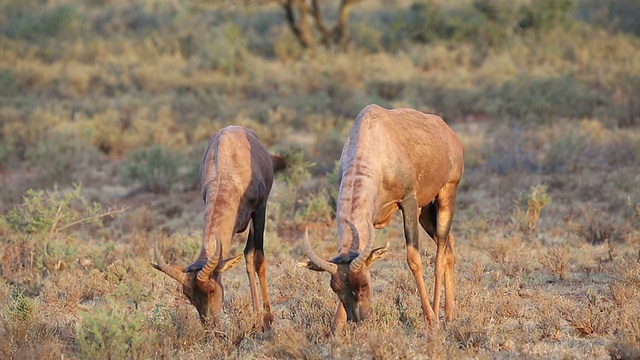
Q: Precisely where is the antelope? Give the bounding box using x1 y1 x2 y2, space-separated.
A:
301 104 464 331
152 126 285 331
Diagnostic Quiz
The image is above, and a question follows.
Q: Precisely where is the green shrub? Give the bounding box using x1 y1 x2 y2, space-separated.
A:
120 145 182 193
278 151 314 221
385 0 517 49
8 290 37 324
7 4 76 40
491 74 601 124
298 189 334 224
25 132 103 188
576 0 640 36
0 68 20 97
76 298 152 360
1 185 103 236
351 21 384 53
610 74 640 128
516 0 573 34
0 185 124 280
198 22 249 75
403 1 450 44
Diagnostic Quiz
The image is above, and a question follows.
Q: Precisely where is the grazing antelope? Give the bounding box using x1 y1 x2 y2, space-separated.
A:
152 126 285 330
301 104 463 331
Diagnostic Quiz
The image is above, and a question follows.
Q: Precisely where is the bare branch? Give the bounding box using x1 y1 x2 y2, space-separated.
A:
282 0 316 49
310 0 331 47
55 206 129 234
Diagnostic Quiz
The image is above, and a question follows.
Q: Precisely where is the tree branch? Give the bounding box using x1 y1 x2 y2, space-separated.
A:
310 0 331 47
282 0 316 49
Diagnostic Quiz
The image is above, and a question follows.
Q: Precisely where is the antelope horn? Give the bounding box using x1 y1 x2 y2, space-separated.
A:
346 220 360 253
152 243 188 286
197 236 224 284
349 222 374 273
302 227 338 275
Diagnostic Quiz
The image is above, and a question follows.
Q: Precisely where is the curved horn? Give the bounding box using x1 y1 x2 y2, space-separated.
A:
349 222 374 273
302 227 338 275
152 244 188 286
197 236 223 284
346 220 360 253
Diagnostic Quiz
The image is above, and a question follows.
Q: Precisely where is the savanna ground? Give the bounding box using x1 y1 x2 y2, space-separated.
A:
1 0 640 358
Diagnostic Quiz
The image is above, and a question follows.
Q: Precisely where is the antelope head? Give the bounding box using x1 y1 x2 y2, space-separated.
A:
152 238 242 325
301 225 388 323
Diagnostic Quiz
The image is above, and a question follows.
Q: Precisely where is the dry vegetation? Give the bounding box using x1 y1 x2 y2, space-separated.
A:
1 0 640 358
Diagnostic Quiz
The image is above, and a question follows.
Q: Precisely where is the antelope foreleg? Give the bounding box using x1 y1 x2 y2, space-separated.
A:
443 235 455 323
407 245 437 329
401 195 437 329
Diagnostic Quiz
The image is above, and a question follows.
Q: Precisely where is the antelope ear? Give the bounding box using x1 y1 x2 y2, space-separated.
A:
365 243 389 266
218 254 243 273
298 260 329 272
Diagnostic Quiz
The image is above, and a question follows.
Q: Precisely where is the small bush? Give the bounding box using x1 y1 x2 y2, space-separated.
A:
274 151 314 222
198 22 249 75
483 126 539 174
7 4 76 40
611 74 640 128
539 245 570 280
76 298 152 360
559 292 615 336
0 185 125 280
120 145 182 193
575 207 622 245
513 184 551 238
1 185 103 236
576 0 640 36
0 68 20 97
516 0 573 34
491 74 601 125
25 132 103 188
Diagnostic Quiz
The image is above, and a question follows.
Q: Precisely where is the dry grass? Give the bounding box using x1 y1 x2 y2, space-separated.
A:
2 0 640 358
1 147 639 358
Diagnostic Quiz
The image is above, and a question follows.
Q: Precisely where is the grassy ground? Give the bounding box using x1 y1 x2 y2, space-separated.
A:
1 0 640 359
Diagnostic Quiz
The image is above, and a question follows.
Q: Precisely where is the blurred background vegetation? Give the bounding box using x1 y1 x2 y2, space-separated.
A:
0 1 639 357
1 0 639 202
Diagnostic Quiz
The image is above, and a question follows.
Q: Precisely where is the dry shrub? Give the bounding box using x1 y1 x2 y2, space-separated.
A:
539 245 571 280
447 289 496 352
266 320 314 359
609 342 640 360
575 207 622 245
0 289 70 359
87 109 189 156
558 292 615 337
484 235 530 278
483 126 540 174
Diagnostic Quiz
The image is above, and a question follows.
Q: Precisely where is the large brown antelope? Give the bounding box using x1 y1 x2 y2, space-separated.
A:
301 104 463 331
152 126 285 330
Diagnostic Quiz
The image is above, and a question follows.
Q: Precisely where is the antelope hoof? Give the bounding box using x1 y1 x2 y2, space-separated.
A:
263 314 274 332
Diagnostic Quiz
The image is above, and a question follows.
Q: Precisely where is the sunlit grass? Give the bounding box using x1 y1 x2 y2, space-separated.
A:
1 0 640 358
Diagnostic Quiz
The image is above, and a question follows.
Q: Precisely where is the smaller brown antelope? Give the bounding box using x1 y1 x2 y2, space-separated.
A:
152 126 285 330
301 104 464 331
